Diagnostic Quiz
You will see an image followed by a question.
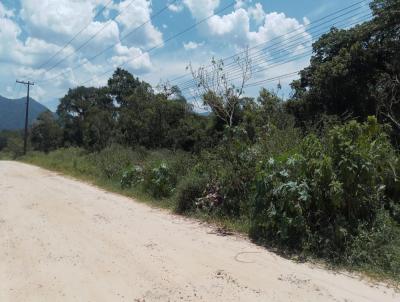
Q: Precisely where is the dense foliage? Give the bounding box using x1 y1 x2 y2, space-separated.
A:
286 0 400 139
251 118 399 258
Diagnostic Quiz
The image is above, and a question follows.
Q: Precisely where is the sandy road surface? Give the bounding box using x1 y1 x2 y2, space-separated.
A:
0 161 399 302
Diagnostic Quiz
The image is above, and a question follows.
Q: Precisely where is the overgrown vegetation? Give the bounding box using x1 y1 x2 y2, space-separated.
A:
1 0 399 282
251 117 400 277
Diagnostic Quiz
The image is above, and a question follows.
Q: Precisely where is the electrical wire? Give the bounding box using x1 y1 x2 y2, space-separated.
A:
78 1 237 87
27 0 114 76
35 0 179 84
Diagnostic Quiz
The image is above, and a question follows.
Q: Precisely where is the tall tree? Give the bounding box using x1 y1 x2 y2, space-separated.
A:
57 86 114 147
286 0 400 126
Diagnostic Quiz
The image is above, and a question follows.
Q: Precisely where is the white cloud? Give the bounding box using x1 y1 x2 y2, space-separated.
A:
207 8 250 45
110 43 153 73
303 17 311 26
0 0 161 108
248 3 265 24
0 0 313 110
168 2 184 13
248 12 310 47
0 10 72 68
0 15 21 62
183 41 204 50
20 0 120 51
203 4 311 51
183 0 220 20
234 0 249 9
0 2 14 18
116 0 163 48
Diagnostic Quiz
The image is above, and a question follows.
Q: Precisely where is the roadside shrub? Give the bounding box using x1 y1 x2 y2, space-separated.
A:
382 157 400 223
90 144 144 179
4 135 25 159
144 162 175 198
193 126 260 217
175 173 208 213
250 117 399 259
348 210 400 280
121 165 144 189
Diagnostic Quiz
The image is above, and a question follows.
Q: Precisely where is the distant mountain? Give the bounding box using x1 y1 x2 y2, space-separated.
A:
0 95 51 130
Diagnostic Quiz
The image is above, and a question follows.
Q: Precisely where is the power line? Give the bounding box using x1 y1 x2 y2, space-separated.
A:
175 5 370 86
169 0 370 86
245 71 301 88
36 0 179 84
182 8 375 101
180 14 370 91
184 71 301 104
78 1 237 87
178 12 372 93
28 0 114 75
183 50 313 95
37 0 138 76
35 0 372 98
190 10 371 86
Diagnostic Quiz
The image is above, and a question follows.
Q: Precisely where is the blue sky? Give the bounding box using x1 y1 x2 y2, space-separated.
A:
0 0 372 111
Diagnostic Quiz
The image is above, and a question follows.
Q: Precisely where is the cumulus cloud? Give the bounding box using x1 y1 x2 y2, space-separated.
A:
183 0 220 20
234 0 249 9
208 8 249 36
203 4 311 51
0 0 313 109
0 15 21 62
0 0 161 108
110 43 153 73
19 0 121 58
183 41 204 50
247 12 311 47
0 8 71 68
116 0 163 48
248 3 265 24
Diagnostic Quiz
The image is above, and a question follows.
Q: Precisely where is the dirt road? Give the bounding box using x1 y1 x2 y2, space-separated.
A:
0 161 398 301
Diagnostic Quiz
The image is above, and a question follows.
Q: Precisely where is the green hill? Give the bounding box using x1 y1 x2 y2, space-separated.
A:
0 95 51 130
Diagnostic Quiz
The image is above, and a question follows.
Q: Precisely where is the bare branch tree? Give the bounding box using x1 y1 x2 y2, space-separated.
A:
189 48 252 127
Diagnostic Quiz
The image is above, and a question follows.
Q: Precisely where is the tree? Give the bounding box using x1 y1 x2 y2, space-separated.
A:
108 67 152 106
30 111 62 153
57 86 114 147
287 0 400 124
189 50 252 127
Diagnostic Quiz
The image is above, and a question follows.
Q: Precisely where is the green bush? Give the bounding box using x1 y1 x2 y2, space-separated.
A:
89 144 144 179
348 210 400 279
121 165 144 189
250 117 399 259
175 173 208 213
193 126 260 217
144 162 175 198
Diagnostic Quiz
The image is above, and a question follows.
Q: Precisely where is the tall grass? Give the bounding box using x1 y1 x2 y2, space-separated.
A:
21 145 188 210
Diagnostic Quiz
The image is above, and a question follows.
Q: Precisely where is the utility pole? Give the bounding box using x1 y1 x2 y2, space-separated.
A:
16 80 34 155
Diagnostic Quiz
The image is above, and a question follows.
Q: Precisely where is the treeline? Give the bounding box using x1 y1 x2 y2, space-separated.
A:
2 0 400 281
31 70 211 153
